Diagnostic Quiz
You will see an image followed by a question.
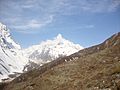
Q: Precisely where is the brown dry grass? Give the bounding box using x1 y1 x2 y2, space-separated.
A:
2 32 120 90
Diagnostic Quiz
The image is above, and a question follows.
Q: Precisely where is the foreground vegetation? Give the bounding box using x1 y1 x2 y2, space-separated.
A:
2 32 120 90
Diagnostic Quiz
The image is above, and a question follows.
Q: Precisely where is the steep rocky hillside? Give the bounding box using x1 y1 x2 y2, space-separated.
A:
2 32 120 90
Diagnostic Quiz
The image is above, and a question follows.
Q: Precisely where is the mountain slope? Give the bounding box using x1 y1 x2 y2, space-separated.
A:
0 23 28 82
3 32 120 90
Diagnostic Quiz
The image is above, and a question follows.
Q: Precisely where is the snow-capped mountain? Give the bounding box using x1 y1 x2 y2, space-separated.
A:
0 23 20 49
0 22 83 81
23 34 83 65
0 22 28 82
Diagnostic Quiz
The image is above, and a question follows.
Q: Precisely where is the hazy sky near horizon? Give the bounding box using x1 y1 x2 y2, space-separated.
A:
0 0 120 48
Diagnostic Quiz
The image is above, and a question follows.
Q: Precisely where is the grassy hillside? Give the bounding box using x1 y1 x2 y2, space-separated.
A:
2 32 120 90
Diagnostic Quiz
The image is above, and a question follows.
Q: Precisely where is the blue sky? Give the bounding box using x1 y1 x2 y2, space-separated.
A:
0 0 120 48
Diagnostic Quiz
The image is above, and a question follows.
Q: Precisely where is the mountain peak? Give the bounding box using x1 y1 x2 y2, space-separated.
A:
23 34 83 64
56 34 62 38
0 22 8 35
0 22 21 49
55 34 64 41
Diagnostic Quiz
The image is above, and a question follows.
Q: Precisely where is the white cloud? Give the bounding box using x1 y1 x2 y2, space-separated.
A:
0 0 120 33
27 20 44 28
11 15 54 32
85 25 95 28
21 5 34 9
108 0 120 12
78 25 95 29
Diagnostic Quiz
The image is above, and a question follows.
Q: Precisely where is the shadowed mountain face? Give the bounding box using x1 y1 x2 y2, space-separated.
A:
2 32 120 90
